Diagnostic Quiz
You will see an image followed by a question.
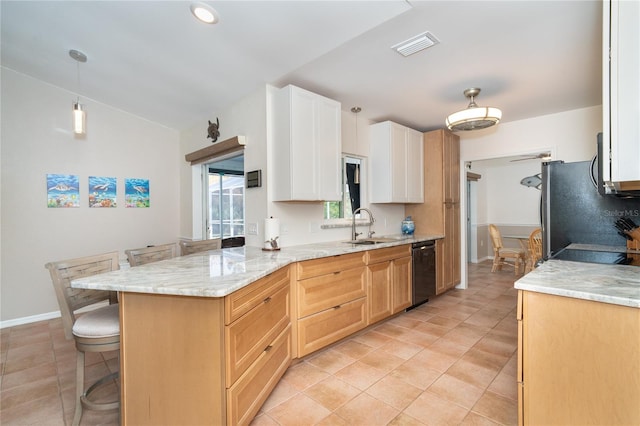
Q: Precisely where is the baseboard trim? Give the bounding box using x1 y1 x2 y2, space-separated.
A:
1 311 61 329
1 300 109 329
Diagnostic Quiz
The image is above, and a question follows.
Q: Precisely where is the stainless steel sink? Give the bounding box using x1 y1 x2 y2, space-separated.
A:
344 237 407 245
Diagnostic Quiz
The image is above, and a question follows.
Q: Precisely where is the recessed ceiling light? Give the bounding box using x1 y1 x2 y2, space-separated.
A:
190 2 219 24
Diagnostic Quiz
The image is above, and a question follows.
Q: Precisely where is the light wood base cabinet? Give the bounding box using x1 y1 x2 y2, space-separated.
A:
119 267 292 426
295 252 367 357
517 291 640 425
366 245 412 324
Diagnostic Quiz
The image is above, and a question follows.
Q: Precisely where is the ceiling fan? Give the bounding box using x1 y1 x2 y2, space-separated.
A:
510 152 551 162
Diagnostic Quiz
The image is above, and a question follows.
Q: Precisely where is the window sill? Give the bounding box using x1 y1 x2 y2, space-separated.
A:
321 219 372 230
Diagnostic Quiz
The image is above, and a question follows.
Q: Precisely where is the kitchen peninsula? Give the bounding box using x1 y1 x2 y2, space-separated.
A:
72 235 442 425
514 259 640 425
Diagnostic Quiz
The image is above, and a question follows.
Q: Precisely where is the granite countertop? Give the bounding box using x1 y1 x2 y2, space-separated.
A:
514 259 640 308
72 234 443 297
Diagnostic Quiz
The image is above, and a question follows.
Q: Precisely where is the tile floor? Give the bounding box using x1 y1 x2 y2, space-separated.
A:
1 261 519 425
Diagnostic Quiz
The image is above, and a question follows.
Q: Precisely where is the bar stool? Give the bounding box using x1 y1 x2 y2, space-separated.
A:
125 242 178 266
45 252 120 426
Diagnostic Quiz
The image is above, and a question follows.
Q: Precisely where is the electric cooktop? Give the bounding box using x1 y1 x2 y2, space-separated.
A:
552 248 640 266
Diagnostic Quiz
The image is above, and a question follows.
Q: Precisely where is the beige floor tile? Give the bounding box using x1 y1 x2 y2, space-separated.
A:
426 315 462 329
426 373 485 409
446 357 500 390
403 392 469 426
394 329 441 348
332 339 375 359
370 323 411 341
304 376 360 411
334 360 388 391
413 322 450 338
0 376 59 410
335 392 399 426
487 370 518 401
315 412 350 426
267 393 332 426
280 361 330 392
250 412 279 426
260 377 299 412
409 347 460 373
366 375 422 410
306 347 357 374
359 348 405 372
378 338 424 360
388 361 443 391
353 329 395 347
472 391 518 425
387 412 427 426
460 411 503 425
0 392 65 425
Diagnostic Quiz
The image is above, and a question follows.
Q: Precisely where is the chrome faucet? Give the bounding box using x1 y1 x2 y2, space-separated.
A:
352 207 375 241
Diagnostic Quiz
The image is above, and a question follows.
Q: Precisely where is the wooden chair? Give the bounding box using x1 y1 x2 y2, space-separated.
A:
179 238 222 256
526 228 543 273
489 224 526 275
125 242 179 266
45 252 120 426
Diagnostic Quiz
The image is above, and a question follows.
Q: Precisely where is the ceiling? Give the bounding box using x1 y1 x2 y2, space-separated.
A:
1 1 603 133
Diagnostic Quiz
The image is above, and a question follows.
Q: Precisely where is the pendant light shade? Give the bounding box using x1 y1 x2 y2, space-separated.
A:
69 49 87 137
446 88 502 131
73 101 86 135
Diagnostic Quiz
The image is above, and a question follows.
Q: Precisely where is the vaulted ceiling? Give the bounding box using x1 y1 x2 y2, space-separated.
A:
1 1 603 132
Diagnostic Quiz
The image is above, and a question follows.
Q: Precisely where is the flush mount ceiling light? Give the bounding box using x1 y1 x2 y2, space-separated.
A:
391 31 440 57
445 88 502 131
190 2 219 24
69 49 87 136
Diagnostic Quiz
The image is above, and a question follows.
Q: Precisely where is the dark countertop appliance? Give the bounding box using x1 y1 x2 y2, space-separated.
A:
411 240 436 308
541 159 640 261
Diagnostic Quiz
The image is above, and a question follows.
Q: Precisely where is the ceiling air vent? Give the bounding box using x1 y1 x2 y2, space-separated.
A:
391 31 440 57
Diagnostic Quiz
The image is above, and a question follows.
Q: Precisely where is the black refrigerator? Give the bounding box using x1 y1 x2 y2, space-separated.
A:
541 160 640 259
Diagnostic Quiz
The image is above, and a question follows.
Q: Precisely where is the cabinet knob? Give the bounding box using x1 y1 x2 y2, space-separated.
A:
263 296 272 303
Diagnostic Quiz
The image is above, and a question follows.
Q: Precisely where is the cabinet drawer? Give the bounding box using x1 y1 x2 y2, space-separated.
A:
225 267 290 325
366 244 411 264
225 284 290 386
297 252 366 280
227 325 291 426
298 266 366 318
297 297 367 357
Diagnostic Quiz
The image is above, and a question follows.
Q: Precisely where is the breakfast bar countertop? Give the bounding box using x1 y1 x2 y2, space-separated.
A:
514 259 640 308
72 234 443 297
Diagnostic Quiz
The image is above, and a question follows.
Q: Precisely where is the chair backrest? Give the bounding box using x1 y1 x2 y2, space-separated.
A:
529 228 543 264
125 242 178 267
488 224 504 251
45 252 120 339
179 238 222 256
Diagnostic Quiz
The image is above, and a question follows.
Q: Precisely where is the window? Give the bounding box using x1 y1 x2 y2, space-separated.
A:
324 156 362 220
205 154 244 239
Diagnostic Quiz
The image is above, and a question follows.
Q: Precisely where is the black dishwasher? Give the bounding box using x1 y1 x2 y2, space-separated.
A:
411 240 436 308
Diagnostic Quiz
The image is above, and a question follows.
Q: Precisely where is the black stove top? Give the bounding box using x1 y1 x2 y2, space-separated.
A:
552 248 639 266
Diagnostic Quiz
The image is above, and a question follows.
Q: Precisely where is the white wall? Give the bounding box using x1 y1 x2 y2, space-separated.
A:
459 105 603 282
180 86 269 248
0 69 180 324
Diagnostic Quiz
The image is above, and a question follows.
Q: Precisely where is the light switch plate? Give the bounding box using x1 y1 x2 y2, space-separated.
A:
247 223 258 235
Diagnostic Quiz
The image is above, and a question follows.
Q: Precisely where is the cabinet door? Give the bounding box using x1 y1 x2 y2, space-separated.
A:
367 261 393 324
406 129 424 203
392 256 412 313
606 0 640 186
290 88 319 200
390 123 408 202
316 97 342 201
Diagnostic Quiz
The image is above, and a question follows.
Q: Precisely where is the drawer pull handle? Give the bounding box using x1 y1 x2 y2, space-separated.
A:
264 345 273 352
333 271 340 275
333 305 341 310
264 297 272 303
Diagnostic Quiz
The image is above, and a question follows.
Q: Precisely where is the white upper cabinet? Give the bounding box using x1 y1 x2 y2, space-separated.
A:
272 85 341 201
369 121 424 204
341 110 369 157
603 0 640 190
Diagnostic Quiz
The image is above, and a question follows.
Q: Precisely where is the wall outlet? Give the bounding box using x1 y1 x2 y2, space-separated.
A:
247 223 258 235
480 240 484 247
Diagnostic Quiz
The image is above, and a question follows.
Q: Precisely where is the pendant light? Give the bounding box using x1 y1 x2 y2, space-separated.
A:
351 106 361 184
69 49 87 136
445 88 501 131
